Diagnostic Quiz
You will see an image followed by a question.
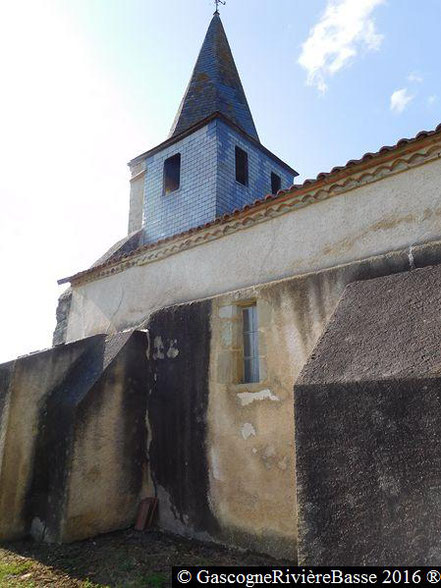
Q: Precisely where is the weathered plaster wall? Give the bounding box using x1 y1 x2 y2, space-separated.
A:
207 295 297 558
0 341 90 540
0 362 14 480
128 161 146 234
144 298 297 557
62 332 151 542
145 303 218 540
128 245 423 559
7 245 441 557
0 332 150 543
65 157 441 342
204 247 418 559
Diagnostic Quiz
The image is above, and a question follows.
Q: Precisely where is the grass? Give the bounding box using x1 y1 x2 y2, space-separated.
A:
0 559 34 587
143 572 168 587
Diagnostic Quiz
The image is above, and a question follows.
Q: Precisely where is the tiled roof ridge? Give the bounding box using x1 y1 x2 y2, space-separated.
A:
308 124 441 183
59 122 441 285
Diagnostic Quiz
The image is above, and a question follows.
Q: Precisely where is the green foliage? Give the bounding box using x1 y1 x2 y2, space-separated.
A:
80 580 109 588
140 572 168 588
0 560 34 587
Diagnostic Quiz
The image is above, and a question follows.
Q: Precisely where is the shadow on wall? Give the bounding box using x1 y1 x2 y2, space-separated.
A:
295 264 441 565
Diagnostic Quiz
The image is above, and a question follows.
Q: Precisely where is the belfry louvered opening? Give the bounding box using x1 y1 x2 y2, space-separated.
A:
235 147 249 186
164 153 181 194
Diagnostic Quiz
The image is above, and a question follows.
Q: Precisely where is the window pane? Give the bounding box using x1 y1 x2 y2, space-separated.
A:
242 304 259 383
250 357 260 383
249 305 258 332
243 306 251 333
244 358 252 383
244 357 259 383
164 153 181 194
243 305 257 333
243 332 252 358
250 326 259 359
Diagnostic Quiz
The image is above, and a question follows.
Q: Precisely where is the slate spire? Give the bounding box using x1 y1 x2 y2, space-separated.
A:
169 13 259 141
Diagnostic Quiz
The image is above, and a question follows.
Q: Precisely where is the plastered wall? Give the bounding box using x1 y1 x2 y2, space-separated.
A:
140 242 432 559
0 332 150 543
0 341 90 540
3 247 441 556
207 295 298 557
128 160 146 234
295 264 441 565
62 334 151 542
65 156 441 343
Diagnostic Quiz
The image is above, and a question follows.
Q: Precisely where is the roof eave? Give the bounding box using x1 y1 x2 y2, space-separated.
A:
60 122 441 287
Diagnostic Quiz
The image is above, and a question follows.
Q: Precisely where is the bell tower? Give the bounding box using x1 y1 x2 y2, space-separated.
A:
128 12 297 243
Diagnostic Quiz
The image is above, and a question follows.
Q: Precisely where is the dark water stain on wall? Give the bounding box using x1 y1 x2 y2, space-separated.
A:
147 301 219 536
0 362 14 426
27 336 106 541
26 332 149 542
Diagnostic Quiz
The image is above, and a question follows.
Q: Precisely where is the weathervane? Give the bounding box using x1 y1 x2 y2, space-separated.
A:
214 0 226 14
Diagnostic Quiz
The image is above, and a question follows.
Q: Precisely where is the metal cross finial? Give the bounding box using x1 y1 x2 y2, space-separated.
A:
214 0 226 14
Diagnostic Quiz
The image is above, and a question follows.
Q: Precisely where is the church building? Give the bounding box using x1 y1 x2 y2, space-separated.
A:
2 9 441 565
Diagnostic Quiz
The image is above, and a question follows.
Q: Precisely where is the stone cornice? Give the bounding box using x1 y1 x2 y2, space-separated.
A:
62 130 441 287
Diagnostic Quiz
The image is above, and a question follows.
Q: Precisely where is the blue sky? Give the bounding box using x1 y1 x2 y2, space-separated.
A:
0 0 440 362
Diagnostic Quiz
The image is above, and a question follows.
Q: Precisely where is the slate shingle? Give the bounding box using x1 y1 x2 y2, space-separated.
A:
168 13 259 142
